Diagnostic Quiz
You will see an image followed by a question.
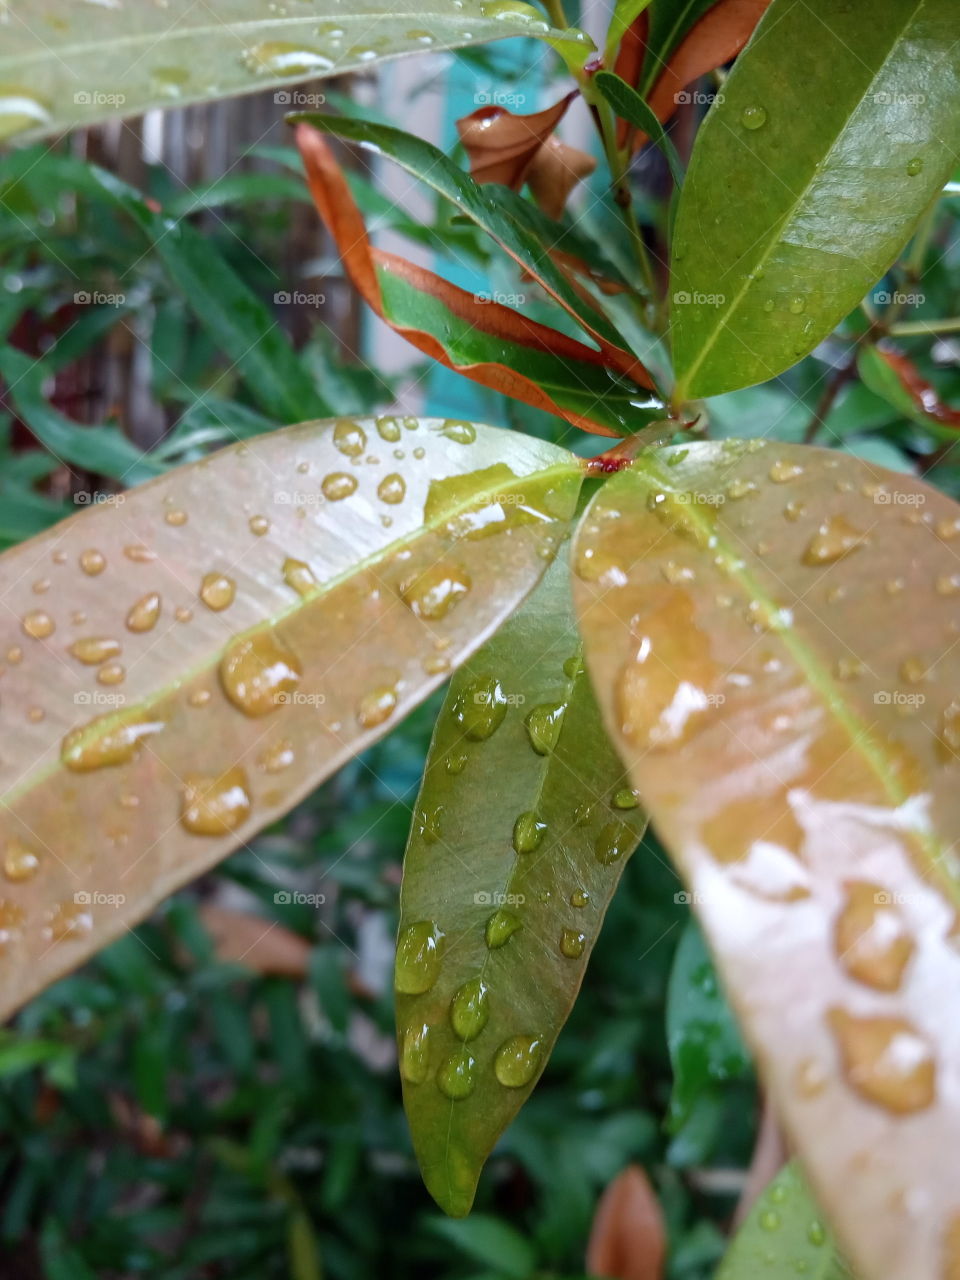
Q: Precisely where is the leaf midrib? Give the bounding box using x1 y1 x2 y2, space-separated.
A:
1 455 580 810
676 0 927 397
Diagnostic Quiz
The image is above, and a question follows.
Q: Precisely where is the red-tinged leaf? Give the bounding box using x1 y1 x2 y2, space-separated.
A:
634 0 771 148
296 125 664 438
455 94 575 189
586 1165 666 1280
612 12 650 149
859 344 960 436
526 134 597 220
199 905 311 979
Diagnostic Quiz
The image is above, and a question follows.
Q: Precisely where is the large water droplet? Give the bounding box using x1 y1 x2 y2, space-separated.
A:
321 471 358 502
357 685 398 729
282 558 317 598
834 881 914 992
61 713 164 771
513 811 546 854
79 548 106 576
126 592 162 632
22 610 54 640
400 1021 431 1084
395 920 443 994
3 838 39 883
494 1034 543 1087
437 1047 476 1099
802 516 867 565
180 766 252 836
200 573 236 612
595 822 630 866
485 909 521 949
401 563 471 620
829 1008 935 1113
559 928 586 959
378 473 406 505
375 415 401 442
906 155 923 177
439 419 476 444
451 675 507 741
450 977 489 1041
333 418 367 457
242 40 334 75
740 104 767 130
769 459 804 483
69 636 121 665
219 631 302 716
524 701 566 755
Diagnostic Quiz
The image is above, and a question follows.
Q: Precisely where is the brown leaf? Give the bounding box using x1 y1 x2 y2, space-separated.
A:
455 93 575 189
526 134 597 220
586 1165 666 1280
876 345 960 430
613 11 650 150
199 904 311 978
632 0 771 149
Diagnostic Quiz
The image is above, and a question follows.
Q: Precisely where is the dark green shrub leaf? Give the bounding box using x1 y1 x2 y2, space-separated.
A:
397 557 646 1215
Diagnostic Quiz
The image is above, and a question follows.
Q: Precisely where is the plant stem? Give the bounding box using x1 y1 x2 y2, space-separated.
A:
542 0 569 30
889 316 960 337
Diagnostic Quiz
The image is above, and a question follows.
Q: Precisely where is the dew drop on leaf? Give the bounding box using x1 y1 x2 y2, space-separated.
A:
79 548 106 576
400 1021 431 1084
97 662 125 686
494 1034 543 1087
199 573 236 612
451 675 507 741
321 471 358 501
356 685 398 729
395 921 443 994
61 713 163 771
219 631 302 716
333 418 367 457
69 636 121 665
3 838 39 883
282 558 317 599
400 563 472 620
249 514 270 536
559 928 586 959
769 459 804 483
485 909 521 949
512 811 546 854
126 592 162 632
740 104 767 130
437 1047 477 1100
570 888 590 908
377 473 406 505
449 977 489 1041
375 415 402 442
439 419 476 444
802 516 867 565
828 1008 936 1114
21 611 54 639
524 701 566 755
595 822 630 866
180 766 252 836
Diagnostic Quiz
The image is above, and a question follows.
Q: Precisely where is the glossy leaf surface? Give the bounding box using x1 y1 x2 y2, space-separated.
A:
858 344 960 439
397 556 646 1215
0 418 581 1020
573 440 960 1280
717 1162 849 1280
0 0 588 141
670 0 960 398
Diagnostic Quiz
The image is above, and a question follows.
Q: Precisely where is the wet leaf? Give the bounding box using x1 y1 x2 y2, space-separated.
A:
0 417 581 1020
666 920 750 1128
296 126 664 438
293 118 653 386
594 72 685 189
858 344 960 439
586 1164 666 1280
397 556 646 1215
573 439 960 1280
455 93 574 190
717 1162 851 1280
1 0 591 141
671 0 960 397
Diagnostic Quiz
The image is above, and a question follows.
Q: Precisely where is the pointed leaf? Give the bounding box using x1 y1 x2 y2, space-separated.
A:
594 72 685 188
1 1 591 141
293 117 654 387
456 94 575 190
396 556 646 1215
586 1164 666 1280
573 440 960 1280
296 126 664 437
717 1162 851 1280
671 0 960 397
858 344 960 439
0 417 581 1019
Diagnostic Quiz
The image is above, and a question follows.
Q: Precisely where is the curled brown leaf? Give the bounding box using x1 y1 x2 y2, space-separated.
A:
586 1164 666 1280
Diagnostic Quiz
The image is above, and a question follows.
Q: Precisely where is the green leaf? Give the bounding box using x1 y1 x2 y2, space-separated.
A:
573 439 960 1280
670 0 960 398
716 1162 851 1280
666 919 749 1128
604 0 653 63
643 0 717 90
594 71 686 188
1 2 590 141
426 1214 537 1277
292 114 646 371
857 344 960 441
397 556 646 1216
0 417 581 1020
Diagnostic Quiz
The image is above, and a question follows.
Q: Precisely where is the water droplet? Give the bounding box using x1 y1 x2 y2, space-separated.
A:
835 881 914 992
399 562 472 622
513 811 546 854
242 40 334 76
937 699 960 761
0 88 51 140
784 500 805 522
126 592 162 632
200 572 236 612
727 478 758 500
98 661 125 686
3 838 39 883
450 977 489 1040
357 684 397 729
769 459 804 483
661 559 695 584
22 610 54 639
439 419 476 444
437 1047 476 1099
900 656 929 684
180 766 252 835
61 713 164 771
377 473 406 505
485 909 521 949
80 545 106 576
802 516 867 565
788 295 805 315
906 155 923 177
249 514 270 536
562 654 583 679
595 822 630 866
494 1033 543 1087
829 1008 935 1113
69 636 121 665
740 104 767 130
165 508 188 527
763 298 775 312
570 888 590 908
760 1210 781 1232
936 574 960 596
282 558 317 598
258 739 295 773
321 472 358 501
175 606 193 623
416 804 444 845
452 675 507 741
333 418 367 457
612 787 640 810
375 415 402 442
124 544 155 563
445 751 467 775
559 928 586 959
400 1021 431 1084
219 631 302 716
524 701 566 755
188 688 212 708
808 1221 827 1247
46 899 92 943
